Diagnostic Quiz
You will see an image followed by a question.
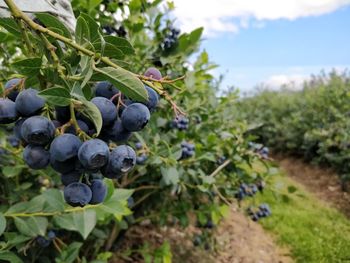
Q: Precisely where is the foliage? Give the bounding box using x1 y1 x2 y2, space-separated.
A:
237 71 350 186
0 0 271 262
251 170 350 263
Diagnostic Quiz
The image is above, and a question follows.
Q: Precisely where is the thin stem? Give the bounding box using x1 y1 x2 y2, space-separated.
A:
209 159 231 177
4 204 100 218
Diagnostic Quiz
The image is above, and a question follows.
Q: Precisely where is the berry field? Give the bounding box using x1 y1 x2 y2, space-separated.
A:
0 0 350 262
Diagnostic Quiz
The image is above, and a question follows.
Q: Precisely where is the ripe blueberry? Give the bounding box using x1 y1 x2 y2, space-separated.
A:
64 182 92 207
21 116 55 145
23 145 50 169
105 145 136 174
91 97 117 126
15 88 45 117
50 134 82 162
89 179 107 204
65 119 89 135
78 139 109 170
0 98 18 124
50 157 79 174
55 106 70 123
4 78 22 101
61 171 82 186
95 81 119 99
99 119 132 143
121 103 150 132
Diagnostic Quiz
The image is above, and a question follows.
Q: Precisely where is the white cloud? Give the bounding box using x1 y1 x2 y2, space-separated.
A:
263 74 309 90
172 0 350 36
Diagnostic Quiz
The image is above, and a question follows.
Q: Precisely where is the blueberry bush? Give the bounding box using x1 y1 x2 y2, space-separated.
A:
0 0 271 262
237 71 350 189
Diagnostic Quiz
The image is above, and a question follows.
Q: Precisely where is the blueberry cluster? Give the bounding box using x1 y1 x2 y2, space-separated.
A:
0 68 162 207
248 142 269 159
36 230 56 248
247 204 272 222
180 141 195 160
161 27 180 51
170 116 189 130
235 183 259 200
135 141 148 165
102 25 127 37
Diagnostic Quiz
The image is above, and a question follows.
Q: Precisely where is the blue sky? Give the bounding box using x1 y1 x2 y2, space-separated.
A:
173 0 350 92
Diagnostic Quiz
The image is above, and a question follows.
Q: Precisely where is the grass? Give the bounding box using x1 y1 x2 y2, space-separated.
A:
248 172 350 263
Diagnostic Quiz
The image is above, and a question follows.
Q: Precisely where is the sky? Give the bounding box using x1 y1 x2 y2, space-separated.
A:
171 0 350 93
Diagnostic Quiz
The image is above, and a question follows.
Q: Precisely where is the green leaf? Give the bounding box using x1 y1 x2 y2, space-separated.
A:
74 210 97 239
38 87 71 106
14 217 48 237
92 42 124 59
76 16 90 45
94 36 134 56
0 213 6 236
0 18 20 37
42 189 65 212
54 210 96 239
93 67 148 102
35 13 71 39
80 57 94 88
71 84 102 135
79 99 103 135
113 189 134 201
0 251 23 263
79 13 100 42
56 242 82 263
2 166 24 178
161 167 179 185
6 202 29 214
12 58 42 75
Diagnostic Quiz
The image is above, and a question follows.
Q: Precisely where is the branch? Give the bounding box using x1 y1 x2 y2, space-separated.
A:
209 159 231 177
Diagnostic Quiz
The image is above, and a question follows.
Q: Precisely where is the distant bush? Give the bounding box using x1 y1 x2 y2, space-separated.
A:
237 70 350 188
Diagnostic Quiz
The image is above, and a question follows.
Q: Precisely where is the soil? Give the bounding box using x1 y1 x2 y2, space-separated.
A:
111 206 293 263
111 155 350 263
274 155 350 217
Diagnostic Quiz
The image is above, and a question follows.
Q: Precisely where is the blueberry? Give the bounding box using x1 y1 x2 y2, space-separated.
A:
144 67 162 80
105 145 136 174
23 145 50 169
5 78 22 101
65 120 89 135
15 88 45 117
205 219 214 229
89 179 107 204
50 134 82 162
64 182 92 207
47 230 56 240
36 236 51 247
91 97 117 126
21 116 55 146
137 86 159 112
7 135 20 147
61 171 81 186
99 119 132 143
127 197 134 208
136 154 148 165
55 106 70 123
78 139 109 170
251 213 259 222
52 120 61 128
121 103 150 132
0 98 18 124
14 118 26 140
95 81 119 99
50 157 79 174
135 142 143 150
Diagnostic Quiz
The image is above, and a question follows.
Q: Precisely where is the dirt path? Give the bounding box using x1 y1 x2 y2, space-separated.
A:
274 155 350 217
111 206 293 263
